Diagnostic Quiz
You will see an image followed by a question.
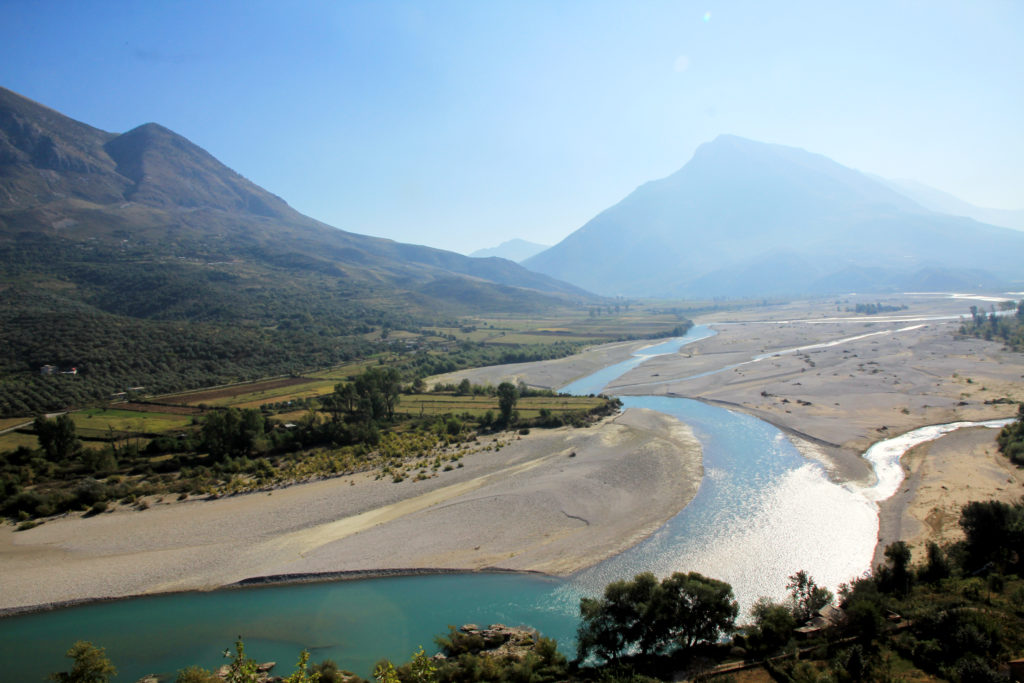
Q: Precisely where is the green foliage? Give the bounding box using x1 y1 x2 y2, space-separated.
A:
997 404 1024 465
175 666 221 683
496 382 518 426
309 659 365 683
49 641 117 683
201 408 265 460
222 637 260 683
284 649 322 683
745 597 796 656
875 542 913 595
917 541 951 584
35 414 82 461
576 571 738 663
957 499 1024 572
373 660 401 683
960 301 1024 350
786 569 833 622
432 627 567 683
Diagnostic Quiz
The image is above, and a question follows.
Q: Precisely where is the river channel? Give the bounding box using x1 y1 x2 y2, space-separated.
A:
0 326 1008 680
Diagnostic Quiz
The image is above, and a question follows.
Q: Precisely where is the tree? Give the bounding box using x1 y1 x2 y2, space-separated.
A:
354 367 401 421
959 499 1024 571
576 571 738 663
577 572 660 661
881 541 912 595
50 641 116 683
457 378 471 396
35 414 81 461
745 598 796 655
918 541 951 584
786 570 833 623
655 571 739 650
497 381 518 425
201 408 264 460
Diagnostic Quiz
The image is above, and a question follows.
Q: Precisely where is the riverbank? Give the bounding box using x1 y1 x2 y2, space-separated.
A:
875 425 1023 565
431 297 1024 568
0 407 701 613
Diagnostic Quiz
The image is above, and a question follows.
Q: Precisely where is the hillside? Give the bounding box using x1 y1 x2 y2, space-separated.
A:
524 135 1024 297
0 86 593 415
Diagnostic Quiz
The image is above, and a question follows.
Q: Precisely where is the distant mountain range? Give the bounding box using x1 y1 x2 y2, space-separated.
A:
876 177 1024 232
470 239 550 262
524 135 1024 297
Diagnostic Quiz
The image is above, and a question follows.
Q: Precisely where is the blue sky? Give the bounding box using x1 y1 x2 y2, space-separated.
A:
2 1 1022 253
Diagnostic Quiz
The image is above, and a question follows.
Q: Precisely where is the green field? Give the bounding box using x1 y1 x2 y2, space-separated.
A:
398 394 604 419
307 359 388 381
195 380 338 409
0 430 107 451
70 408 194 437
0 417 32 432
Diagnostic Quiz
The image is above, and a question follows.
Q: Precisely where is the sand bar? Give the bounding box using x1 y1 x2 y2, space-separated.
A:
0 408 701 612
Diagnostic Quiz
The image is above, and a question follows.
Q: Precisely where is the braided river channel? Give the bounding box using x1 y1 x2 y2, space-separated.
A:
0 326 1010 680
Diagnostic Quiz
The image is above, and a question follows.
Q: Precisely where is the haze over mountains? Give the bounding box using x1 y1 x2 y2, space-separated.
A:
525 135 1024 298
877 177 1024 232
469 239 549 263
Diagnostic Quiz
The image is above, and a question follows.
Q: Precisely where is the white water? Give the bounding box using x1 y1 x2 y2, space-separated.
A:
861 418 1013 502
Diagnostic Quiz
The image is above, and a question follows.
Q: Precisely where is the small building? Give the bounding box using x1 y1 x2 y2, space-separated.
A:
40 364 57 375
795 605 846 639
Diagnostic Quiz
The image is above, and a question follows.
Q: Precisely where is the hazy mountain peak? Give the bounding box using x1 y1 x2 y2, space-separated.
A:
523 135 1024 297
879 176 1024 231
470 238 550 262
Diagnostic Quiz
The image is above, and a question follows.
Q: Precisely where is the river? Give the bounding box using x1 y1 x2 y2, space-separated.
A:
0 326 1009 680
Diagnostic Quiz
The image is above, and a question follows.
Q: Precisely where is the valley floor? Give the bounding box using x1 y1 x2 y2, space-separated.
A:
3 293 1022 612
435 293 1024 566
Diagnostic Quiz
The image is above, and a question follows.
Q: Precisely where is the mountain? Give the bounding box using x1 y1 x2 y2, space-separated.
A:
524 135 1024 297
470 239 550 262
0 86 593 415
878 177 1024 232
0 87 587 304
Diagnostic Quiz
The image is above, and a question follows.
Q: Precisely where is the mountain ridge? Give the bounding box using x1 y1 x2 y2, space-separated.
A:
0 85 589 304
524 135 1024 297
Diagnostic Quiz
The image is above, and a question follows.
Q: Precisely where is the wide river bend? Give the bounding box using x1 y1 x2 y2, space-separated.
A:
0 326 1009 680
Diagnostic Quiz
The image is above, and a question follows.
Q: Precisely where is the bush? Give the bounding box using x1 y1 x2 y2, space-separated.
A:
50 641 117 683
175 666 220 683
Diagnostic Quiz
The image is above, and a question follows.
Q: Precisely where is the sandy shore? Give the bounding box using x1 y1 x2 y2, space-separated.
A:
0 408 701 612
875 425 1023 565
613 318 1022 480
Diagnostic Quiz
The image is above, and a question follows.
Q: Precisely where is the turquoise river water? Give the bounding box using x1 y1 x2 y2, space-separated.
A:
0 326 1007 680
